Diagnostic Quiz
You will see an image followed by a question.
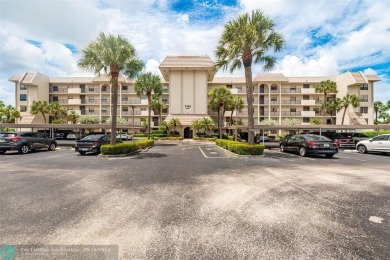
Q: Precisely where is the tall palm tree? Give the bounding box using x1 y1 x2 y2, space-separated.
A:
78 32 144 144
135 72 163 139
151 95 167 127
48 102 67 121
227 96 244 126
215 9 284 144
324 98 341 124
374 101 385 125
30 100 49 123
340 94 360 125
315 80 338 124
208 87 233 139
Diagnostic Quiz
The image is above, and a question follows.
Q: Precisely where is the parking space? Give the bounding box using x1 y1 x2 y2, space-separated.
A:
198 145 232 158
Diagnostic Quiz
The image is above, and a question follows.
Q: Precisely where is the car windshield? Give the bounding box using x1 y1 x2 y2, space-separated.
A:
0 133 17 137
81 134 104 141
306 135 331 141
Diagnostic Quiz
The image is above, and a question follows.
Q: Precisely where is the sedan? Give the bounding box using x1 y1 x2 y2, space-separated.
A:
116 133 133 141
75 134 110 155
0 132 57 154
356 134 390 154
280 134 338 158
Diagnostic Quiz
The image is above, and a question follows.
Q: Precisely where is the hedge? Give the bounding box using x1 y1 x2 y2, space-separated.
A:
155 136 183 141
362 130 390 137
215 139 265 155
193 136 217 141
101 140 154 155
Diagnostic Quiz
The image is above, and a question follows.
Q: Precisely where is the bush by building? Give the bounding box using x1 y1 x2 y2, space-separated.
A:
215 139 264 155
101 140 154 155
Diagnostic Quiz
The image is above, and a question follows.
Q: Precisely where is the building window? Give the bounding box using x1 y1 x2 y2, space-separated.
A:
52 86 58 92
303 84 310 88
271 85 278 91
303 106 310 111
122 85 128 91
226 84 232 89
89 108 95 113
20 85 27 90
88 86 94 92
20 94 27 101
122 96 128 101
20 105 27 112
101 107 107 113
360 84 368 90
102 86 108 92
272 107 277 112
360 107 368 113
122 107 128 112
271 97 277 102
52 96 59 102
102 97 108 103
162 108 168 113
88 97 94 102
303 117 310 123
360 95 368 102
162 97 168 103
236 86 242 92
290 108 297 112
68 96 73 99
303 95 310 100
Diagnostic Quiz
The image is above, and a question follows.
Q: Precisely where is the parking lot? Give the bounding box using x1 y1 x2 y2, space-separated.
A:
0 141 389 259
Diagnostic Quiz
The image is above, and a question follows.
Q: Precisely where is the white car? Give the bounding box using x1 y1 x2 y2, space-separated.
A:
356 134 390 154
116 133 133 141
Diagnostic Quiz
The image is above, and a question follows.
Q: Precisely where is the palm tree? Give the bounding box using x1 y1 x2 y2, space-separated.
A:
201 117 215 135
214 9 284 144
190 119 203 135
168 118 181 135
340 94 360 125
135 72 163 139
30 100 49 123
151 95 167 126
315 80 338 124
374 101 385 125
2 105 20 123
67 110 79 124
208 87 233 139
226 96 244 126
325 98 341 124
78 32 144 144
48 102 67 121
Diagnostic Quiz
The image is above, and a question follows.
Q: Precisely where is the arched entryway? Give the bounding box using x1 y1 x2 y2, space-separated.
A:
184 127 193 138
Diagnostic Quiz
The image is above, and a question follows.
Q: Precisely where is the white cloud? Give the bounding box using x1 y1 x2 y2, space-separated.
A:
144 59 161 75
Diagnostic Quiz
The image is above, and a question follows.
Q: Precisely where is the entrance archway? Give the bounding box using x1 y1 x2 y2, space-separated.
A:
184 127 193 138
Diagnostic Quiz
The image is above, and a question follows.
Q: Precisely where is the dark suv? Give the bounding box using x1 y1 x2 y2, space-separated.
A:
0 132 57 154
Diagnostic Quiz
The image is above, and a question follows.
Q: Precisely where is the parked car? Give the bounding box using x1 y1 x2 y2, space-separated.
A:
54 130 75 140
347 132 370 144
310 132 355 148
256 134 270 143
0 132 57 154
280 134 338 158
66 132 85 140
116 133 133 141
356 134 390 154
75 134 111 155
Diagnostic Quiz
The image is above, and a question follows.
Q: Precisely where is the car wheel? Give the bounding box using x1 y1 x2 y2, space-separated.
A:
48 143 56 151
79 151 86 155
299 147 307 157
357 145 367 154
280 144 285 152
325 154 335 158
0 151 5 154
19 144 30 154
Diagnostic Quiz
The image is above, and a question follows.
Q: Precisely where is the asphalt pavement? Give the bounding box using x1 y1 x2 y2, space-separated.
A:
0 140 389 259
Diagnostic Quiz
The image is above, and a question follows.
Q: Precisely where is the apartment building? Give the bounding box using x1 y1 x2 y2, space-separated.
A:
9 55 380 137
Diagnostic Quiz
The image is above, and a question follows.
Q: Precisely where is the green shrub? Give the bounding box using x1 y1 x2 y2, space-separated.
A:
193 136 217 141
227 135 234 141
152 130 166 135
156 136 183 141
215 139 264 155
101 140 154 155
134 134 148 137
151 133 167 138
362 130 390 137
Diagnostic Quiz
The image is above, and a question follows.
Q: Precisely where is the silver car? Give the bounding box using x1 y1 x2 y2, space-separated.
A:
356 134 390 154
0 132 57 154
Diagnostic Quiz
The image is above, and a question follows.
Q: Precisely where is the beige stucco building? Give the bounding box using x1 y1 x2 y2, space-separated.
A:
9 55 380 137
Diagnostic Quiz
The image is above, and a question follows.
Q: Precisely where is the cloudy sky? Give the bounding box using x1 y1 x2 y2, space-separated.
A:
1 0 389 106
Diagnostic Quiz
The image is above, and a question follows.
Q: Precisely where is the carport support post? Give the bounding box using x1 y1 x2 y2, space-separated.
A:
319 127 322 136
131 105 135 142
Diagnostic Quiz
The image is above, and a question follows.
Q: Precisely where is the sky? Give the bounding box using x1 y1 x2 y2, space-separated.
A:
0 0 389 107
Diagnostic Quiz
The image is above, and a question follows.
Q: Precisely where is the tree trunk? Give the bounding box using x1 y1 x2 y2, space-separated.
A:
244 63 254 144
110 71 119 145
158 108 161 127
147 94 152 139
230 110 234 126
41 111 47 124
219 105 223 139
341 106 347 125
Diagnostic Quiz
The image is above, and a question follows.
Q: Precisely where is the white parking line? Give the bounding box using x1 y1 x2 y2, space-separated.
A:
199 147 230 159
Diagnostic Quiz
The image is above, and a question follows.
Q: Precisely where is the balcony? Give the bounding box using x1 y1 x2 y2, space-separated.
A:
301 88 316 94
68 88 81 94
301 111 316 117
281 100 301 105
281 89 301 93
301 100 316 106
68 99 81 105
140 99 148 105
